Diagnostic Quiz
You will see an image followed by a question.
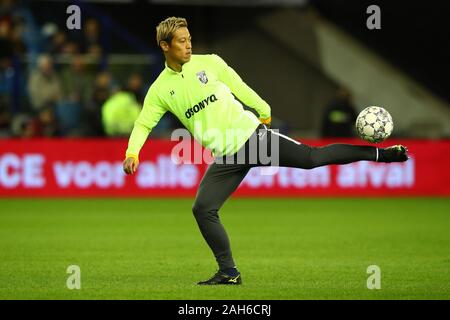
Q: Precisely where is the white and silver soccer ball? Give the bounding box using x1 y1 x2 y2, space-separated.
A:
355 106 393 143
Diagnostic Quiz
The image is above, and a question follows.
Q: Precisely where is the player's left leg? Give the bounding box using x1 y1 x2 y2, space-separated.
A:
257 127 408 169
192 162 250 285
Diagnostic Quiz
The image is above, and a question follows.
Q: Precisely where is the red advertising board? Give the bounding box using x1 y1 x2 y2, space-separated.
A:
0 138 449 197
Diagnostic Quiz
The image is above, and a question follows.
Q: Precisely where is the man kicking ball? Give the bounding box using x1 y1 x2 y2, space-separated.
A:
123 17 408 285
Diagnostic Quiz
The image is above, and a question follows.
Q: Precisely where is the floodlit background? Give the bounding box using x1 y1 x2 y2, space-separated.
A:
0 0 449 300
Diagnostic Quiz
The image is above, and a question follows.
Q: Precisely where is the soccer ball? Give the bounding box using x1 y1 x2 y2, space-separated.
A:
355 106 393 143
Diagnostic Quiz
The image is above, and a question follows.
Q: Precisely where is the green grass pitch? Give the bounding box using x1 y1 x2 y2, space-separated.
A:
0 198 449 300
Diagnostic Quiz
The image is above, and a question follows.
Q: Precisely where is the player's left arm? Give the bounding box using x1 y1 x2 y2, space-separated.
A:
212 54 271 126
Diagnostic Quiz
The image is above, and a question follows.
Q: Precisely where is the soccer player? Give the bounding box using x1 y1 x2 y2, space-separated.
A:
123 17 408 285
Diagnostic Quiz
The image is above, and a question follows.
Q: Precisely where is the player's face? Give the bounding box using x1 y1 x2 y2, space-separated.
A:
167 27 192 64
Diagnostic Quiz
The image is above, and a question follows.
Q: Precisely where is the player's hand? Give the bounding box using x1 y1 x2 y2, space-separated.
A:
123 156 139 175
259 116 271 129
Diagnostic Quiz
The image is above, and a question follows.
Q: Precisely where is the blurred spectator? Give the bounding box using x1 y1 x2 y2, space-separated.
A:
0 11 26 57
321 87 357 138
0 11 14 61
1 0 37 118
0 39 14 132
11 106 59 138
102 90 140 137
85 43 104 72
57 55 95 135
31 105 59 137
61 40 80 56
81 18 104 54
0 16 15 132
28 54 62 111
47 29 67 56
81 71 113 136
9 15 26 56
0 96 12 137
3 0 41 70
11 112 33 137
92 71 112 108
60 54 94 107
126 73 145 103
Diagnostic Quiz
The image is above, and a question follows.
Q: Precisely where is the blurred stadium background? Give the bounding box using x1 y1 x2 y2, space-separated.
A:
0 0 449 300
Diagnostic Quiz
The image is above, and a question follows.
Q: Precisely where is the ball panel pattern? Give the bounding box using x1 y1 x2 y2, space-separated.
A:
356 106 394 143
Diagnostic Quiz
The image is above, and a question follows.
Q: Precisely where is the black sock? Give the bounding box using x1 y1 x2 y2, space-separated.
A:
221 267 239 276
377 147 389 162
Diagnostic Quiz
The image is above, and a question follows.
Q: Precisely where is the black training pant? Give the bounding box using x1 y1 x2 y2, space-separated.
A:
192 125 376 270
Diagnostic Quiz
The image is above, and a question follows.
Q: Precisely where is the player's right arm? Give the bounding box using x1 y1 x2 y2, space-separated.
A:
123 86 167 175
